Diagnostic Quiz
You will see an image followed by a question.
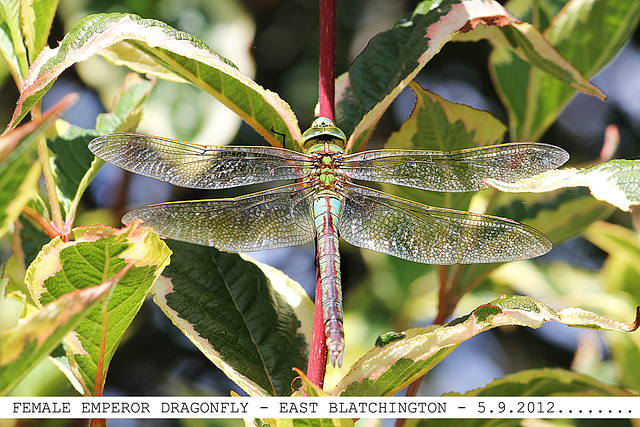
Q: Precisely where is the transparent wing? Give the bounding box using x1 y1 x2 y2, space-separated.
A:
341 143 569 192
89 133 310 189
338 183 551 264
122 184 316 252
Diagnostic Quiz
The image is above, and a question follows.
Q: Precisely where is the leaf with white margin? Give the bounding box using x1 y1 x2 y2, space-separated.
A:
0 93 77 239
334 295 639 396
485 160 640 212
4 13 301 150
50 73 154 222
20 0 58 63
151 240 312 397
285 369 353 427
487 0 640 140
24 223 171 395
336 0 602 152
428 369 638 427
0 0 28 82
0 265 127 395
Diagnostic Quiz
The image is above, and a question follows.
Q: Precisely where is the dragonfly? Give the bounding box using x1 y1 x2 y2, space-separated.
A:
89 117 569 367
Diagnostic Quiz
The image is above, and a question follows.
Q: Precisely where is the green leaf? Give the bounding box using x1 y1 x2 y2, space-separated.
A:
462 20 605 98
372 82 532 307
0 94 76 238
504 0 567 33
368 83 512 307
336 0 601 152
20 0 58 63
95 73 155 134
0 155 40 238
6 12 301 150
382 81 507 211
453 367 637 396
391 82 509 150
19 211 52 268
24 223 171 395
0 10 22 84
0 276 114 395
47 125 98 221
48 343 84 394
280 369 355 426
577 222 640 393
2 245 27 304
486 160 640 212
416 369 636 426
447 189 611 303
335 295 638 396
492 189 613 245
152 240 311 397
584 221 640 297
338 0 512 151
49 73 154 223
293 368 330 397
0 0 28 80
490 0 640 139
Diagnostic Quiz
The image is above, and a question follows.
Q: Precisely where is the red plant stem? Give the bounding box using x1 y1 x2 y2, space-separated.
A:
22 206 59 239
93 262 135 396
318 0 336 120
396 376 425 427
307 250 327 388
403 266 451 406
435 265 449 325
305 0 337 388
94 282 117 397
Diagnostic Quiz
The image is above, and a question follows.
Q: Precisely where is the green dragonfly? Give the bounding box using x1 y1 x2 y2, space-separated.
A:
89 117 568 367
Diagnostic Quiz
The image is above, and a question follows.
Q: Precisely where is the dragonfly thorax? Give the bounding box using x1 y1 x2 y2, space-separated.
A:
303 119 347 190
302 117 346 151
305 142 346 191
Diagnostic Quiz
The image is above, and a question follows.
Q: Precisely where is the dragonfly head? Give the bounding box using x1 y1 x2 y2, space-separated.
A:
302 117 346 151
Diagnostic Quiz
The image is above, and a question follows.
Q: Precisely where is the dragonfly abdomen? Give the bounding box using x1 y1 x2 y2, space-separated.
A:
312 192 345 367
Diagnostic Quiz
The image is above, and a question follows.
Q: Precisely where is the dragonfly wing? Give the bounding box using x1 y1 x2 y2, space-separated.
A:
338 183 551 265
341 143 569 192
122 184 316 251
89 134 309 189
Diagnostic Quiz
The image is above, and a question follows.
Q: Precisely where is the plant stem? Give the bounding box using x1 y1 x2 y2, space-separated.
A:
32 99 66 236
306 0 337 388
318 0 336 120
435 265 450 325
397 376 425 427
22 206 58 239
307 255 327 388
94 280 117 397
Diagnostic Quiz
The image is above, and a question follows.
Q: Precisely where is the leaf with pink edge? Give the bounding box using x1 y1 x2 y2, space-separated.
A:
24 223 171 395
488 0 640 139
334 295 638 396
336 0 601 152
0 275 113 395
5 12 301 150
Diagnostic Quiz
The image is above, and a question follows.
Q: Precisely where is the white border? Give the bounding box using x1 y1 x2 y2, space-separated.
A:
1 397 639 419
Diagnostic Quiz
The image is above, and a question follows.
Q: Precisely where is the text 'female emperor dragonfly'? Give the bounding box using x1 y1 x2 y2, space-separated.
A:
89 117 569 367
